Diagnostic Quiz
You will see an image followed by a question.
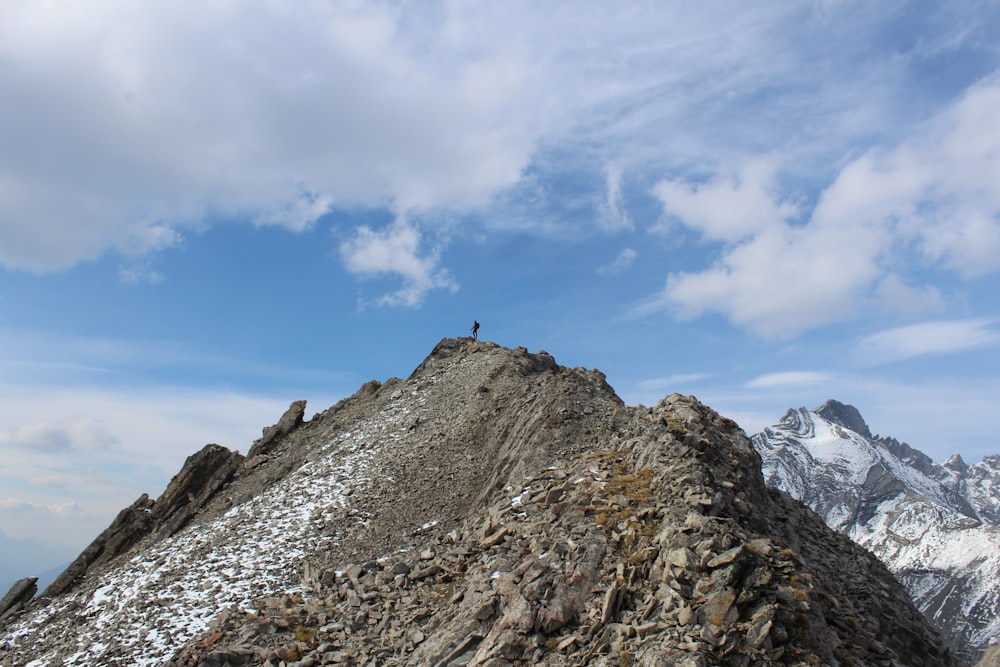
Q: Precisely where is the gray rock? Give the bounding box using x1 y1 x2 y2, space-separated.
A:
248 400 308 458
0 578 37 619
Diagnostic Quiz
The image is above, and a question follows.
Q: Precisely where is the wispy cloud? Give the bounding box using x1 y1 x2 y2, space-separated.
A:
0 382 337 548
0 498 82 517
596 163 632 231
746 371 833 389
0 1 996 334
857 319 1000 365
598 248 637 275
637 373 709 392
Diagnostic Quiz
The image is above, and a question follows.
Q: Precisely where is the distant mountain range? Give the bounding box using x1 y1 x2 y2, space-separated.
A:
752 400 1000 664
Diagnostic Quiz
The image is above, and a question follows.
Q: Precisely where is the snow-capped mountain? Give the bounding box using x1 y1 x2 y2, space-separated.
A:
752 400 1000 664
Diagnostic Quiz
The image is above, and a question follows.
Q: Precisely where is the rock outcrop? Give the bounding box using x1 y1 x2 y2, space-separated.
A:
1 340 957 666
149 443 245 541
247 399 308 459
0 579 36 621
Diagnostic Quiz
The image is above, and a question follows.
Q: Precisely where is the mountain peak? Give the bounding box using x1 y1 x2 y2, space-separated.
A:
1 341 957 667
943 453 968 473
753 402 1000 663
814 399 871 438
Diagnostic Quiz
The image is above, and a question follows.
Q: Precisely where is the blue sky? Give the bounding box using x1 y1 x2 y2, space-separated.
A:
2 1 1000 579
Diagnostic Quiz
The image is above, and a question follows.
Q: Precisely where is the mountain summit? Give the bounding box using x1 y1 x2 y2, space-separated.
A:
2 341 955 666
752 401 1000 664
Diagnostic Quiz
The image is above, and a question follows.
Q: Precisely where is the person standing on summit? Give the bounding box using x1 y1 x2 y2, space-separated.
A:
471 320 480 339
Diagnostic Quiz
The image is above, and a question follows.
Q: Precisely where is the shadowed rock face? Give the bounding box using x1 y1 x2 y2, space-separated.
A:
246 399 307 459
815 399 872 438
2 340 957 666
0 578 37 620
149 443 245 541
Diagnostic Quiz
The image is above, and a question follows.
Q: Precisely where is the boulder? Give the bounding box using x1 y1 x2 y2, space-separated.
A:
0 578 37 619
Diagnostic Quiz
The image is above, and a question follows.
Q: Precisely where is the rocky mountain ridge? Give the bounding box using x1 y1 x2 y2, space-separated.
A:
2 341 956 666
752 400 1000 665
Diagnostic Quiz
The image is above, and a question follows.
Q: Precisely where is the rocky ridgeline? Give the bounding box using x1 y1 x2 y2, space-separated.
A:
1 339 956 666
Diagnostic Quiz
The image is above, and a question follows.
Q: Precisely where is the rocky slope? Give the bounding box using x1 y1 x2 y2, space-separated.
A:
752 400 1000 665
1 341 956 666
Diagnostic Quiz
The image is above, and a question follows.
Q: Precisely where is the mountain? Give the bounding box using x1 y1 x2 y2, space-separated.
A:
752 400 1000 665
1 341 956 666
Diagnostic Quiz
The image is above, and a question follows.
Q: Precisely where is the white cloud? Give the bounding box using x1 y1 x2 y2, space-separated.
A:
637 373 708 392
653 156 796 242
2 1 997 330
340 219 458 307
118 259 166 285
814 73 1000 277
0 499 35 513
0 2 922 277
856 319 1000 365
653 72 1000 337
746 371 833 389
0 2 548 273
0 417 120 453
663 221 884 338
28 474 72 489
253 192 334 233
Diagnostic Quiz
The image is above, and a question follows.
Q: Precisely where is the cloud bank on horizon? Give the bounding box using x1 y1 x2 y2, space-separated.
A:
2 1 1000 558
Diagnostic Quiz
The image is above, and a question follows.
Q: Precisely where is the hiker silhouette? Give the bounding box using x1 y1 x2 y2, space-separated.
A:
472 320 480 339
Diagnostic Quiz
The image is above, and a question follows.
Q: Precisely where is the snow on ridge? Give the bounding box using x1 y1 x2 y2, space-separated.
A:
801 414 876 482
3 390 425 666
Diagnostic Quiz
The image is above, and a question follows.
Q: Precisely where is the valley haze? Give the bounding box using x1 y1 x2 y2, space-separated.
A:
1 0 999 597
